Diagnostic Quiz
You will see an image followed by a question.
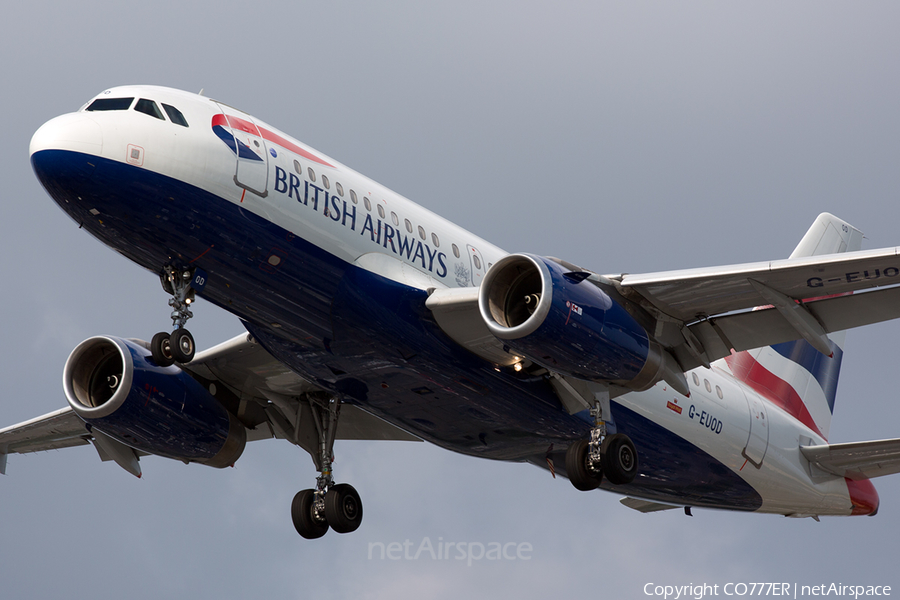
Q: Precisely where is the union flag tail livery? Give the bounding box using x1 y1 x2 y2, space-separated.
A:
5 87 900 537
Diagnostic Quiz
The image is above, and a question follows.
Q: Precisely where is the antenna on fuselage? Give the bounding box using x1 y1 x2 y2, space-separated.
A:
198 88 205 96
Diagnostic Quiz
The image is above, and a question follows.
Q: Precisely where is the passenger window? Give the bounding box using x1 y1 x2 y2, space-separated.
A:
336 182 344 197
135 99 164 120
308 168 316 182
162 104 189 127
350 189 358 204
405 219 413 233
391 212 399 226
716 385 723 399
322 175 330 189
452 243 460 258
377 204 385 219
294 160 303 175
432 232 440 247
692 373 699 386
704 379 712 393
364 197 371 211
418 225 426 240
473 254 482 269
86 97 134 111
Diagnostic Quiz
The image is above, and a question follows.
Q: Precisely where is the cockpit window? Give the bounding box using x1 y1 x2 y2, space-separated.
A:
86 97 134 111
134 98 164 120
162 103 189 127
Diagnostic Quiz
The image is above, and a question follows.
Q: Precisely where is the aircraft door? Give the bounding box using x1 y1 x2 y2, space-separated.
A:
741 390 769 468
213 103 269 198
467 244 486 286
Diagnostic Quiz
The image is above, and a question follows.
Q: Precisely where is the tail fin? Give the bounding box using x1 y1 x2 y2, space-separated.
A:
722 213 863 440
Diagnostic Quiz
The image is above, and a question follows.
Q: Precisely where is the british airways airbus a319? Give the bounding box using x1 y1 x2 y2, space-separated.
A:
4 85 900 537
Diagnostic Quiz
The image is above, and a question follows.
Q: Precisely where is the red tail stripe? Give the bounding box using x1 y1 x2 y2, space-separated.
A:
724 351 825 438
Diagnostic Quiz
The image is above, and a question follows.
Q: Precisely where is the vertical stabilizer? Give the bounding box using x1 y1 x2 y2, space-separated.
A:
722 213 862 440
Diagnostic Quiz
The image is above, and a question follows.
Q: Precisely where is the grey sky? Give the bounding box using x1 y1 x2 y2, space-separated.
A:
2 1 900 598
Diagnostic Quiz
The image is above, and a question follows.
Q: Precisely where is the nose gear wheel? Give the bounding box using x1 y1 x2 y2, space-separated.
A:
151 265 202 364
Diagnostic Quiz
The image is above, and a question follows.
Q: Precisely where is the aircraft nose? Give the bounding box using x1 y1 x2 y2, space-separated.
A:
30 112 102 157
30 113 103 205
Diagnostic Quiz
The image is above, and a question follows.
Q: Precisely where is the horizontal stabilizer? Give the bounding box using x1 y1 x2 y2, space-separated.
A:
620 497 680 513
801 438 900 480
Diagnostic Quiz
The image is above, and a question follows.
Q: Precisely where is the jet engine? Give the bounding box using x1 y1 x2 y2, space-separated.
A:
63 336 246 467
478 253 687 394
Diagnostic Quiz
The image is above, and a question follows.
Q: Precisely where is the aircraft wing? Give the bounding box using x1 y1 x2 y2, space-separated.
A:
614 246 900 368
801 438 900 480
1 332 419 476
0 407 91 474
618 246 900 322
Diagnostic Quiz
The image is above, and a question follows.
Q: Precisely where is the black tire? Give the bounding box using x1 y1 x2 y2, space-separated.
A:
291 489 329 539
324 483 363 534
150 331 175 367
169 328 195 363
565 440 602 491
601 434 639 485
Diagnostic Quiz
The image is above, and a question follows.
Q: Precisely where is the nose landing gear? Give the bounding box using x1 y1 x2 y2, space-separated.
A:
150 265 205 367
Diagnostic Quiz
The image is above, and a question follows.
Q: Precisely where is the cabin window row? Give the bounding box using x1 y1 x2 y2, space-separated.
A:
292 159 457 256
691 372 724 400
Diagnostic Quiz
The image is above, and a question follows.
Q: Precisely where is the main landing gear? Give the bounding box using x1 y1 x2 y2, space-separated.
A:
291 395 364 539
565 400 639 490
150 265 201 367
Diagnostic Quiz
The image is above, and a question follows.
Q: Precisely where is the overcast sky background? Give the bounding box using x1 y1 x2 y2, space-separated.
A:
2 2 900 598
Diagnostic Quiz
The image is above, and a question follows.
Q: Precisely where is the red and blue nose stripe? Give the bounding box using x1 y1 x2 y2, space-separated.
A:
211 114 334 168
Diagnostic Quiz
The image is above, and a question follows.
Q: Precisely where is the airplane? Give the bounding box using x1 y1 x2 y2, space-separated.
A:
3 84 900 539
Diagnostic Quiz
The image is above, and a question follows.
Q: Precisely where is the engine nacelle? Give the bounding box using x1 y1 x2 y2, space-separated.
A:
63 336 246 468
479 254 686 393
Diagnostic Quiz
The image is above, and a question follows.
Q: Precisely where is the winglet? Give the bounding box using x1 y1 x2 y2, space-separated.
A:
0 448 7 475
790 212 864 258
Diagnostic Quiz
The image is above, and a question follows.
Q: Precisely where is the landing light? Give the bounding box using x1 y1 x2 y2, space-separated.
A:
513 362 524 372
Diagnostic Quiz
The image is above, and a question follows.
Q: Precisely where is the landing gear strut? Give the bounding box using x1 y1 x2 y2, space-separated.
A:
150 265 201 366
291 394 363 539
565 398 638 490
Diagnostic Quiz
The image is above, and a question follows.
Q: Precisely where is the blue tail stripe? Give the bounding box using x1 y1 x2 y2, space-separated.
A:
769 339 843 413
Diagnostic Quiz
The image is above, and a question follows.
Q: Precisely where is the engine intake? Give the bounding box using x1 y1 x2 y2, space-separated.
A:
64 336 246 468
